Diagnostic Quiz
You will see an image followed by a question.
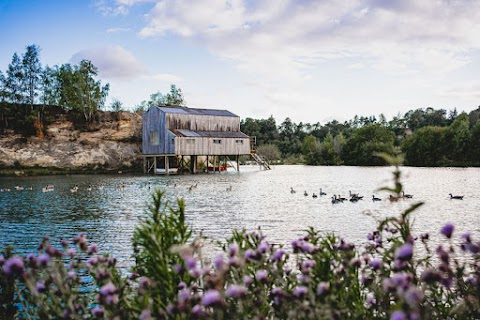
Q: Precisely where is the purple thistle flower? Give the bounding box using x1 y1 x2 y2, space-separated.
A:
301 259 316 270
317 282 330 296
173 264 182 274
255 269 268 283
391 310 406 320
291 239 302 250
293 286 308 297
366 293 375 305
100 282 117 296
214 254 226 271
258 241 269 254
67 248 76 257
395 243 413 261
228 256 241 267
178 281 187 289
369 258 383 270
461 232 472 243
440 223 454 238
271 248 285 262
191 304 203 317
140 309 152 320
244 249 257 261
67 271 77 280
349 257 361 268
225 284 247 298
188 267 202 278
243 275 253 286
178 288 191 302
392 273 411 288
300 242 314 253
38 254 50 267
228 243 239 257
421 269 440 283
3 256 25 276
405 287 424 307
88 244 98 255
184 257 198 270
36 281 46 294
271 287 284 296
202 289 223 306
63 309 70 319
91 306 104 317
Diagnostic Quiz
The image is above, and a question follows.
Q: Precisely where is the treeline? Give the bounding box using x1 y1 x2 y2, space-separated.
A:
0 44 109 135
241 107 480 167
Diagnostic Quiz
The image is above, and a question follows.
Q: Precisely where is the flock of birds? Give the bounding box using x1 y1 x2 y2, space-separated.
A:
0 184 465 201
289 187 465 203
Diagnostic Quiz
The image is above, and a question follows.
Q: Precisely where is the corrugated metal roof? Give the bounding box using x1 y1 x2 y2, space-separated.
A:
172 129 249 138
156 105 238 117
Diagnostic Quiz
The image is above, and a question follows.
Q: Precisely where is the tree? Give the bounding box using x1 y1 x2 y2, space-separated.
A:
57 60 109 123
110 99 123 112
446 114 471 163
165 84 185 106
5 53 24 104
401 126 449 166
302 135 322 165
0 71 7 102
21 44 42 108
256 144 281 162
39 65 59 105
342 124 395 166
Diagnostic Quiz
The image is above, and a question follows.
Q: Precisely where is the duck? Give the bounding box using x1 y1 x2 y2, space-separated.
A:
337 195 346 202
402 191 413 199
312 193 318 198
372 195 381 201
449 193 464 200
331 196 340 204
319 188 326 196
290 187 296 194
304 191 308 197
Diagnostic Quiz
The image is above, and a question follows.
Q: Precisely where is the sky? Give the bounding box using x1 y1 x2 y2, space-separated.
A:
1 0 480 124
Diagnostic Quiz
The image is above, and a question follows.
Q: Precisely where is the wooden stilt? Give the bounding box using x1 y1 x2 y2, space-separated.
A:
165 155 169 175
153 156 157 174
236 155 240 172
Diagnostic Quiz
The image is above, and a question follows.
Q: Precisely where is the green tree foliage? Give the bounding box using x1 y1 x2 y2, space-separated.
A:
256 144 281 162
342 124 395 166
302 135 322 165
21 44 42 108
401 126 449 166
57 60 109 123
165 84 185 106
39 65 59 105
5 53 24 104
110 99 123 112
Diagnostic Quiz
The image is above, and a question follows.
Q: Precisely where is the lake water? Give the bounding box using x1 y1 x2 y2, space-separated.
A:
1 165 479 268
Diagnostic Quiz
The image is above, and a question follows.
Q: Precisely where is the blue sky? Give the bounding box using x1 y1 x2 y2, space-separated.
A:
1 0 480 123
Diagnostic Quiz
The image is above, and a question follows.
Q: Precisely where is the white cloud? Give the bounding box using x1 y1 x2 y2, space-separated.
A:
70 46 146 80
138 0 480 77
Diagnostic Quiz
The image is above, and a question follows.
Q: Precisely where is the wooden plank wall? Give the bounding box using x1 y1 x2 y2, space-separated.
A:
166 114 240 131
142 107 175 154
176 137 251 155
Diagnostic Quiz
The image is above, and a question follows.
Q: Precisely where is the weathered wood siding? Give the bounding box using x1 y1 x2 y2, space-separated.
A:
142 107 175 155
175 137 250 155
166 114 240 132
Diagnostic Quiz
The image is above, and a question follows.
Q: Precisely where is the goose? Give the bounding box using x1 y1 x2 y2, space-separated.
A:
15 185 24 191
402 191 413 199
349 190 359 198
449 193 464 200
331 196 340 204
319 188 326 196
389 195 399 202
304 191 308 197
290 187 296 194
337 195 346 202
372 195 381 201
312 193 318 198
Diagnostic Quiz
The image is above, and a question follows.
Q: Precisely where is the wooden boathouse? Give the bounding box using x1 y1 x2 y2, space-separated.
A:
142 105 269 174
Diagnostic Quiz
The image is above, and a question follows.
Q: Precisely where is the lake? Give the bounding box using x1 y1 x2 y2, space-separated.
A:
1 165 479 268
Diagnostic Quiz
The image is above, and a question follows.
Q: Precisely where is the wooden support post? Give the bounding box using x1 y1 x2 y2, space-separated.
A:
206 155 209 173
236 155 240 172
165 155 169 175
153 156 157 174
143 156 146 173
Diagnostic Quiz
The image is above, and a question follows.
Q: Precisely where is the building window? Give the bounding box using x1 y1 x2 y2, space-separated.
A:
150 131 159 145
186 138 195 144
235 140 244 144
213 139 222 144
